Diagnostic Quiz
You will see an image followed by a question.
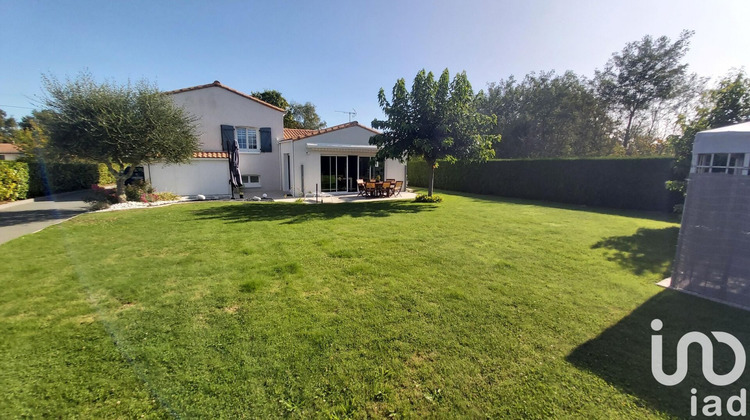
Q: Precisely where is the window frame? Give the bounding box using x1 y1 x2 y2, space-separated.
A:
695 153 749 175
235 127 259 152
242 174 261 188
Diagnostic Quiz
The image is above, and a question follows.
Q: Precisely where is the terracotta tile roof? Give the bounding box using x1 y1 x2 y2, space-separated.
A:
283 121 380 141
0 143 21 154
193 151 229 159
283 128 317 139
164 81 286 113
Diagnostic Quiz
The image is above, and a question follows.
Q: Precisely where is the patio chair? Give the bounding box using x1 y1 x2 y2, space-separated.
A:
386 178 395 183
365 182 377 197
381 182 391 197
356 179 366 196
393 181 403 196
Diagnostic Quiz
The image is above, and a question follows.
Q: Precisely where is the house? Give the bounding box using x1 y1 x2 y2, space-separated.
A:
280 122 406 195
670 121 750 308
0 143 22 161
145 81 406 197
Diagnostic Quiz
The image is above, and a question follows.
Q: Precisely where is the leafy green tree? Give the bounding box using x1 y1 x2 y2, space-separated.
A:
288 102 326 130
252 90 298 128
667 71 750 195
0 109 18 143
371 69 498 196
596 30 694 152
13 117 49 161
42 73 200 202
251 89 289 110
479 71 616 158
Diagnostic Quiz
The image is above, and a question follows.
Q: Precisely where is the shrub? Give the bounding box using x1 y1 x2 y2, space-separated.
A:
98 164 117 185
84 184 118 210
0 161 30 201
139 191 180 203
125 180 155 202
408 157 683 212
414 194 443 203
154 192 180 201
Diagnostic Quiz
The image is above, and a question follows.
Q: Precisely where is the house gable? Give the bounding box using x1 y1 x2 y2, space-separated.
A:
168 83 284 152
165 81 286 113
283 121 380 146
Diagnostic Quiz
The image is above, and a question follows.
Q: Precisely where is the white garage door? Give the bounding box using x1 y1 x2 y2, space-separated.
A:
147 159 229 196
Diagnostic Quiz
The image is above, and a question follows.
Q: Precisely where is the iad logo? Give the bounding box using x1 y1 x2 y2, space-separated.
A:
651 319 746 386
651 319 747 417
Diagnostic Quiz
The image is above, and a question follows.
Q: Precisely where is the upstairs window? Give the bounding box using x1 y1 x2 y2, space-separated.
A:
236 127 258 151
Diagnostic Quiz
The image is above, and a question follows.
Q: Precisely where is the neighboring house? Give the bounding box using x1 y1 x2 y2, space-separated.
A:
146 81 406 197
0 143 22 161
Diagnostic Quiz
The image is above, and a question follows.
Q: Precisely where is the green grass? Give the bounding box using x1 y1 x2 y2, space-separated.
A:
1 191 749 418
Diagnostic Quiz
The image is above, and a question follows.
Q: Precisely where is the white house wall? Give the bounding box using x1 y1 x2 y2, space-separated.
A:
385 159 406 183
170 86 285 191
147 160 230 196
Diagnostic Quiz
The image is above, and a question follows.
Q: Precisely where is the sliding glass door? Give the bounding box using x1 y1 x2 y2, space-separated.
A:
322 155 384 192
320 156 349 192
357 157 384 181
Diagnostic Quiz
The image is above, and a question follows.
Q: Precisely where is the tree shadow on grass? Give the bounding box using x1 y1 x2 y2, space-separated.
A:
567 289 750 418
592 227 680 277
0 209 86 227
191 201 437 225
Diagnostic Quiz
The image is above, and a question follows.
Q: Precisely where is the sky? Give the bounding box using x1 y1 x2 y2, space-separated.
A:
1 0 749 128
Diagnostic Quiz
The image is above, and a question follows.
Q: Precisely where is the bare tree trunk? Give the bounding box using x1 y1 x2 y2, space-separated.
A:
427 159 436 197
105 161 134 203
116 178 127 203
623 110 636 154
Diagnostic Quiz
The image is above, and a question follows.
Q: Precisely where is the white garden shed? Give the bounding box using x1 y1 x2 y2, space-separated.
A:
670 122 750 308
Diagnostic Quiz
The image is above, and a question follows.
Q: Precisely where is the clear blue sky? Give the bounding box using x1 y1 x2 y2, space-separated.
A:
1 0 749 127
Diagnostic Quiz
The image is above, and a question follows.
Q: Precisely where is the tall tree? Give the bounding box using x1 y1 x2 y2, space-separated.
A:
252 90 297 128
667 71 750 195
479 71 616 158
251 89 289 110
252 90 327 129
43 73 200 202
0 109 18 143
596 30 694 152
371 69 498 196
288 102 326 129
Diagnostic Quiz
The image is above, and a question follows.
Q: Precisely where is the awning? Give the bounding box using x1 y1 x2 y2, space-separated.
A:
306 143 378 156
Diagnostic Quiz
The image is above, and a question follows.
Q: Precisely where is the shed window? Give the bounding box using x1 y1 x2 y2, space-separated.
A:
696 153 748 175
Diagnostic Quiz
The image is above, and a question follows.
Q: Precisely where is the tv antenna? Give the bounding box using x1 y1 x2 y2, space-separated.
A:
335 108 357 122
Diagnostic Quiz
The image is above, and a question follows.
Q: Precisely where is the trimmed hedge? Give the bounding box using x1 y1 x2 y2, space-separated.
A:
0 161 30 201
408 157 683 212
98 163 117 185
26 162 101 197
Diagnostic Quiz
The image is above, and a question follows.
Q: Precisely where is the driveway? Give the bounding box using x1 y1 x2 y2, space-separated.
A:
0 190 90 245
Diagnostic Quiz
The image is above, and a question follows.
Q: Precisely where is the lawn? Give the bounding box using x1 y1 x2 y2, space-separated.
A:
1 191 749 418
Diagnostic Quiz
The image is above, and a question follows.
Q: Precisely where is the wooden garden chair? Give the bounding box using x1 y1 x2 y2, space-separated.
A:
365 182 377 197
381 181 392 197
393 181 403 196
356 179 366 196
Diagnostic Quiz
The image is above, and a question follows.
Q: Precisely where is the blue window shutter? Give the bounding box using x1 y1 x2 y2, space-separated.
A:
220 125 235 151
260 127 272 152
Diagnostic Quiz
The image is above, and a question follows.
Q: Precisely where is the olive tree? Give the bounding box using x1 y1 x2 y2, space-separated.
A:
43 73 200 202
